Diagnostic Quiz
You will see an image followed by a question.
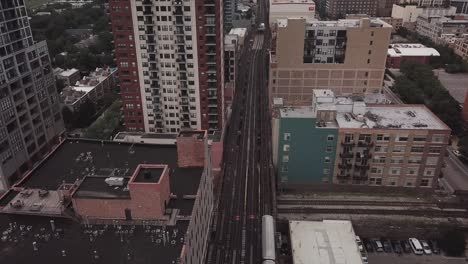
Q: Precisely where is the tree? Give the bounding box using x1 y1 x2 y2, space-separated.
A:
440 229 466 257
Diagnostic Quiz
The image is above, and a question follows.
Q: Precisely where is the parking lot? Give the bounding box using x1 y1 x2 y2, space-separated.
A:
368 253 466 264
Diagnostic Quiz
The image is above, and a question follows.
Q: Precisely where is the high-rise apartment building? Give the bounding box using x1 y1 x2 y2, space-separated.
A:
0 0 64 191
269 18 391 106
109 0 224 133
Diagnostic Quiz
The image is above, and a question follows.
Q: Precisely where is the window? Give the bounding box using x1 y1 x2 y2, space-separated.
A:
283 144 290 152
432 134 446 143
392 145 406 153
420 178 431 187
326 145 333 153
428 146 441 154
374 145 388 153
376 134 390 141
324 157 331 163
327 135 334 141
372 156 386 163
282 155 289 162
369 177 382 185
424 168 435 176
426 157 439 165
284 133 291 141
407 167 419 175
282 164 288 172
389 167 401 175
397 135 408 141
370 167 383 174
323 168 330 175
391 157 404 164
410 146 424 153
413 135 427 142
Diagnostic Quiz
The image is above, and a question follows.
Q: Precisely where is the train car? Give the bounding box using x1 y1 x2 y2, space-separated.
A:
258 23 266 32
262 215 276 261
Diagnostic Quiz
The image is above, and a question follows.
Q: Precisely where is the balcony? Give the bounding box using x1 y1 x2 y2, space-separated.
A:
354 164 370 170
357 141 374 148
340 152 353 159
341 141 355 147
338 163 352 170
337 174 351 179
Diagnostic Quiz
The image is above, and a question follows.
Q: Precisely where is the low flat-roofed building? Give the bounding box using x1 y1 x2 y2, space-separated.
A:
387 43 440 68
269 0 316 25
0 131 214 263
290 220 364 264
60 67 117 111
55 68 81 87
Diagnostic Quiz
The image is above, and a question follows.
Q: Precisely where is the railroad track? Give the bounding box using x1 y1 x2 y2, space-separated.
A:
278 207 468 218
277 199 437 207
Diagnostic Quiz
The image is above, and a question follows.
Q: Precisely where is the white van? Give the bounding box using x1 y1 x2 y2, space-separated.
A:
409 238 424 255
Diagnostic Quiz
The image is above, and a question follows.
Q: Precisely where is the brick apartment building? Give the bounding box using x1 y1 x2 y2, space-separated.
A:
272 90 450 191
108 0 224 133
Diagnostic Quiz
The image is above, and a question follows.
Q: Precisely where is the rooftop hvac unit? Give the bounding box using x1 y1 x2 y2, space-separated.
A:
105 177 124 187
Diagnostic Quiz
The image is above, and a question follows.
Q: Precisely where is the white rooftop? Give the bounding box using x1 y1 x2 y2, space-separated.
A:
336 105 448 130
290 220 363 264
388 43 440 57
279 106 315 118
59 68 79 77
271 0 315 4
229 28 247 38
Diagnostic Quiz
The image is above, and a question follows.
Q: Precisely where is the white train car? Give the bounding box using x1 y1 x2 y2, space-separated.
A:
262 215 276 261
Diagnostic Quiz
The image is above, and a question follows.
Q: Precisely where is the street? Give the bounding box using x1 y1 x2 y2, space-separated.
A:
206 0 274 263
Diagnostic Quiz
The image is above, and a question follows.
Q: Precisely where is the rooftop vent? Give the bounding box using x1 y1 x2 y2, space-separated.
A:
406 111 416 117
105 177 124 187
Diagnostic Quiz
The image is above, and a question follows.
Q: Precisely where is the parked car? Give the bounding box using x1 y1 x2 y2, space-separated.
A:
453 149 462 157
356 236 364 251
392 240 402 254
400 240 412 253
382 239 393 253
420 240 432 254
429 240 440 254
364 239 374 253
372 239 383 252
409 238 424 255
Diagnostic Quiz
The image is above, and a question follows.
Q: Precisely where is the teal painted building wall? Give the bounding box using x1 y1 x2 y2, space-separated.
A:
276 117 338 184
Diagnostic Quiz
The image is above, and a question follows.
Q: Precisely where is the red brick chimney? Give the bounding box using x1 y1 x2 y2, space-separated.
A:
176 130 207 168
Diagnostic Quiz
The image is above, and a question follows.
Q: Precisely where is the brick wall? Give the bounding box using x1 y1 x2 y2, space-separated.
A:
177 133 206 168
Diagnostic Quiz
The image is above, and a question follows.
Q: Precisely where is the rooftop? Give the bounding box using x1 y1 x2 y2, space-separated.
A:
0 214 189 264
290 220 363 264
271 0 315 4
15 139 202 197
228 27 247 38
336 105 449 130
388 43 441 57
58 68 79 77
134 167 165 183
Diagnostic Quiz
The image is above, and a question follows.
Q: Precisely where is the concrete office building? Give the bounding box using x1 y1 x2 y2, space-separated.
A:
224 0 237 29
109 0 224 133
269 18 391 106
54 68 81 87
269 0 316 25
416 14 468 44
0 1 64 191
